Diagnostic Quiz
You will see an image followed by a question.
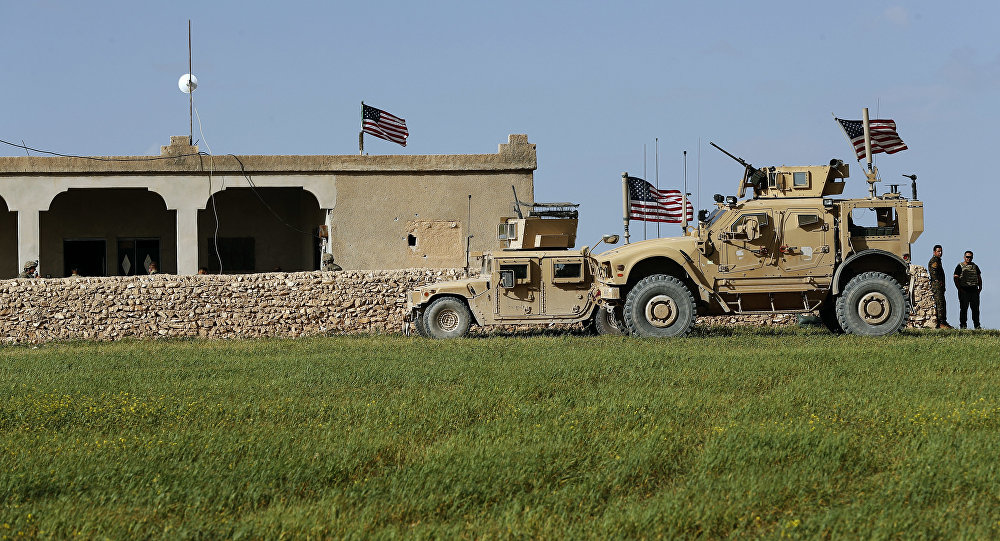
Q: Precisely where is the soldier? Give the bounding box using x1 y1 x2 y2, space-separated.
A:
322 253 342 272
953 250 984 329
18 260 38 278
147 261 159 275
927 245 951 328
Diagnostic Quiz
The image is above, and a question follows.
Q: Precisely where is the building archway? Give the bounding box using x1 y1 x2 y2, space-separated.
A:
198 187 323 273
41 189 175 277
0 196 16 278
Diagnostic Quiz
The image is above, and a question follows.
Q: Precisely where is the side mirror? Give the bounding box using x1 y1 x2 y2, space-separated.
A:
698 209 709 223
499 269 515 289
602 234 620 245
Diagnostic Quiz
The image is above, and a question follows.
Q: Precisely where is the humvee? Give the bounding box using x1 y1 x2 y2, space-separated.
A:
594 145 923 337
404 202 620 338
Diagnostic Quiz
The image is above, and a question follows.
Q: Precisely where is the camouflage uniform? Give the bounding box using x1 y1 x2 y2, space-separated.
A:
927 255 948 327
18 260 38 278
322 253 342 272
954 260 983 329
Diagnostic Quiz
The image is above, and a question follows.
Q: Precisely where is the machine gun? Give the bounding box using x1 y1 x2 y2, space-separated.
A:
710 142 767 196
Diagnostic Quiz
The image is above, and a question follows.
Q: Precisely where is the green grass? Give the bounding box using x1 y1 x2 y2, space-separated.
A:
3 328 1000 539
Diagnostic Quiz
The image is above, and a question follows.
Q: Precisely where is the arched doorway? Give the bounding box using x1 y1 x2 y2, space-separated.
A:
41 189 175 277
0 196 16 278
198 187 323 273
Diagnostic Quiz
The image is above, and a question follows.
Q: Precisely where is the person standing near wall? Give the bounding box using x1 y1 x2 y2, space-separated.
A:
928 245 951 329
954 250 984 329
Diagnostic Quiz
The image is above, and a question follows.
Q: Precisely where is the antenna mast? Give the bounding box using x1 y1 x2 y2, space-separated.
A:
188 20 193 145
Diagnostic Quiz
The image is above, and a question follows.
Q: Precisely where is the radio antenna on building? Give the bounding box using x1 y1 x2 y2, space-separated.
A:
178 20 198 144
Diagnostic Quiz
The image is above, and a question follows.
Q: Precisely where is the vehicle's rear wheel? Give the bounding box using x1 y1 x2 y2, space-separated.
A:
818 295 844 334
422 297 473 339
623 274 696 337
835 271 909 336
592 306 624 335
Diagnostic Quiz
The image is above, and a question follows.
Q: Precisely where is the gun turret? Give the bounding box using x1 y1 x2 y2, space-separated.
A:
711 141 766 197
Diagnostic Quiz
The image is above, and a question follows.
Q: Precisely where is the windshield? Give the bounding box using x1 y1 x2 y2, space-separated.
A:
705 207 726 227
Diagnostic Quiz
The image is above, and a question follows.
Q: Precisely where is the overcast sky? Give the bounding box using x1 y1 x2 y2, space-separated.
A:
3 1 998 327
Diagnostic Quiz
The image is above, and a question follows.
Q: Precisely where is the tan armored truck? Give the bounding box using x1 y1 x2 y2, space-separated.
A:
404 202 621 338
594 145 924 337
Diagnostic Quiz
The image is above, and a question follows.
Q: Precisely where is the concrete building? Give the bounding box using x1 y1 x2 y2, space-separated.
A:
0 135 536 278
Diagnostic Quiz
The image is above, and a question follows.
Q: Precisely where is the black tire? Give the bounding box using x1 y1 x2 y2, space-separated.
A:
412 311 429 337
623 275 696 337
422 297 472 339
835 271 909 336
593 306 624 336
818 295 844 334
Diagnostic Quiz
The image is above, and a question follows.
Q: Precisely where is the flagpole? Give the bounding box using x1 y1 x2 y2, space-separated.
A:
655 138 659 238
682 150 688 232
622 172 630 245
359 102 365 155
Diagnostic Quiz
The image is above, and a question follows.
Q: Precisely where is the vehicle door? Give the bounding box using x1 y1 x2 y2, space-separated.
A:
719 210 776 273
492 257 541 319
541 256 591 317
778 208 834 275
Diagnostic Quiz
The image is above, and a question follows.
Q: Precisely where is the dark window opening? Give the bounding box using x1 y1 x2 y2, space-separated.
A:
553 262 583 279
407 234 417 247
499 263 528 280
207 237 256 273
63 239 107 277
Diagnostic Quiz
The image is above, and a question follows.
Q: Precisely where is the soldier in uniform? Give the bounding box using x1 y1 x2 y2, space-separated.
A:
927 245 951 328
18 260 38 278
322 253 342 272
953 250 984 329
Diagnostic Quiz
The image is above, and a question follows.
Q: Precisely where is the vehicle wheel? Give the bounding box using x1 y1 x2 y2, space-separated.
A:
422 297 472 339
412 311 429 337
623 275 696 337
835 271 909 336
593 306 623 335
818 295 844 334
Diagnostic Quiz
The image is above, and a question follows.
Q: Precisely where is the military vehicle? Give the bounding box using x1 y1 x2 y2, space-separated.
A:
594 143 923 337
404 199 621 338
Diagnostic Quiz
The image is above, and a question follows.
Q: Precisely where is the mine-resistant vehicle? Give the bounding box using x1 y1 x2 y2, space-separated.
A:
594 144 923 337
404 201 620 338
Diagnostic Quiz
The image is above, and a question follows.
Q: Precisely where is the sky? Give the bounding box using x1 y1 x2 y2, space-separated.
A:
3 1 998 328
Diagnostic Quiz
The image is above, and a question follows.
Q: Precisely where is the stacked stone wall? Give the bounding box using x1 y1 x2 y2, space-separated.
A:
0 266 936 345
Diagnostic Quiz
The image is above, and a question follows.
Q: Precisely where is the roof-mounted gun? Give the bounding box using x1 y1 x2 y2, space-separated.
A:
710 142 766 198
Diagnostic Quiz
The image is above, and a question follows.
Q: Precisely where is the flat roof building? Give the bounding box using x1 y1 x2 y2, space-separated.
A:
0 134 535 278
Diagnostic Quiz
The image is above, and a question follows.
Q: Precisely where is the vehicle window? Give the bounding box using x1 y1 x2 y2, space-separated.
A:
499 264 528 280
730 212 770 231
553 262 582 279
706 208 726 227
848 207 899 237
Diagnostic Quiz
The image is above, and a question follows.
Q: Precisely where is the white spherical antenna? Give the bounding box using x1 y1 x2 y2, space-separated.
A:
178 73 198 93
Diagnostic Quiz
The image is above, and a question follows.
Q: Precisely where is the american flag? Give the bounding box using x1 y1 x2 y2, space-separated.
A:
626 176 693 223
835 117 907 161
362 103 408 147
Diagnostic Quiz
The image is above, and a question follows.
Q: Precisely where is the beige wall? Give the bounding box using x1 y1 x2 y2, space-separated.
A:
330 171 532 269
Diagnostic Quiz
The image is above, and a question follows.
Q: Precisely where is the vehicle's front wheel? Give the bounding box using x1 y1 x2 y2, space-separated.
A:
818 295 844 334
592 306 624 335
422 297 473 339
835 271 909 336
623 275 696 337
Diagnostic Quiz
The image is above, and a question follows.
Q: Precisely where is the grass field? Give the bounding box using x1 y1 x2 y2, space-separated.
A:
3 328 1000 539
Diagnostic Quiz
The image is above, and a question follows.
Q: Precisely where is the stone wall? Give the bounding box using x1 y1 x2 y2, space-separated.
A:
0 266 937 344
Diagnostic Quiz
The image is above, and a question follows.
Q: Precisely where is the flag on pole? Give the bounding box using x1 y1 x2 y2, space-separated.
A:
626 176 693 223
835 117 907 160
362 103 408 147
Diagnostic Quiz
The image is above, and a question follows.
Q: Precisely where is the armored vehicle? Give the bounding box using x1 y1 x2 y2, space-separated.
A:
594 145 923 337
405 201 620 338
